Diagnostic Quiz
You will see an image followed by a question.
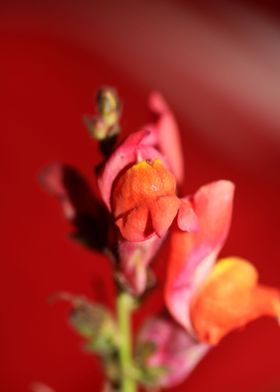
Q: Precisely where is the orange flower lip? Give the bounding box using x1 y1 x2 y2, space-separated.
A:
190 257 280 345
112 159 181 241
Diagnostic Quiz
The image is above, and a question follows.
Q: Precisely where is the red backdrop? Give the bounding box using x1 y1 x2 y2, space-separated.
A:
1 2 280 391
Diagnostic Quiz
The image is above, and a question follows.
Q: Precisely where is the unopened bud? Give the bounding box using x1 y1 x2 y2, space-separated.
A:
87 117 108 141
96 87 121 124
84 87 121 145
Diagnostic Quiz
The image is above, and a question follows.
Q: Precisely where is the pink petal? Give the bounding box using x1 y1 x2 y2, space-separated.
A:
118 235 163 295
177 198 199 232
146 92 184 185
138 317 209 387
164 180 235 334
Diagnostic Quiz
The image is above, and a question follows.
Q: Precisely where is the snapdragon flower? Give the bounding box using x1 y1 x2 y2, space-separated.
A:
164 181 280 345
41 88 280 391
97 94 197 294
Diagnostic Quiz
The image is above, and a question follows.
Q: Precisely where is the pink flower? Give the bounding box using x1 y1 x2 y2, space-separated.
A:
137 317 208 388
97 94 197 294
40 94 197 295
164 180 280 345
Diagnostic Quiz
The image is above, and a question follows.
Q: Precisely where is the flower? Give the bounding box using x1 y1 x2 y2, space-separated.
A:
39 85 280 390
137 317 208 388
97 94 198 294
97 93 196 243
164 180 280 345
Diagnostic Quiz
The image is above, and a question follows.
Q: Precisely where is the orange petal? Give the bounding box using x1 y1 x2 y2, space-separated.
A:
115 205 151 242
150 196 180 237
190 257 280 345
112 159 179 241
118 235 164 295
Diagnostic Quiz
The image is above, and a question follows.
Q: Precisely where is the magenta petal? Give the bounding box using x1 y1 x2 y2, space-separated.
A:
98 129 165 210
138 317 209 388
165 180 235 333
146 92 184 184
118 235 163 295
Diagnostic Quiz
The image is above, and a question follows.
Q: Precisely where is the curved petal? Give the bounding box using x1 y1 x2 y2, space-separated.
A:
145 92 184 185
150 196 181 238
137 317 209 388
177 198 199 232
190 257 280 345
97 129 165 210
164 180 235 333
118 235 163 295
115 205 150 242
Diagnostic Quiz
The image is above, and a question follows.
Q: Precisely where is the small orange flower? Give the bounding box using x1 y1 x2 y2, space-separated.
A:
112 159 181 242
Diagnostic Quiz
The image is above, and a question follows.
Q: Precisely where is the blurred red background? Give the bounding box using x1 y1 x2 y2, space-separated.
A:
1 1 280 391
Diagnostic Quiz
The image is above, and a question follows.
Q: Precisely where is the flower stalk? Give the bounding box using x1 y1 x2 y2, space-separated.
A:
117 292 136 392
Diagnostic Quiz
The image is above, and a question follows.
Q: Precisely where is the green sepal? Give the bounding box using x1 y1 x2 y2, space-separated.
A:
136 365 168 387
69 298 118 355
135 340 168 387
51 293 118 356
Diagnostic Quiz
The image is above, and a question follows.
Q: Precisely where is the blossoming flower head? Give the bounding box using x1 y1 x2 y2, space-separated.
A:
137 317 208 388
164 180 280 345
98 130 197 243
96 95 198 295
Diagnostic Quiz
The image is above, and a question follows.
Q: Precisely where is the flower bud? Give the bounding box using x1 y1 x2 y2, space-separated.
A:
136 317 208 388
112 159 180 242
84 87 121 144
96 87 121 126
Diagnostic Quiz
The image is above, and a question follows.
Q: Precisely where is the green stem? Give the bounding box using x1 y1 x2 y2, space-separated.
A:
117 292 137 392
